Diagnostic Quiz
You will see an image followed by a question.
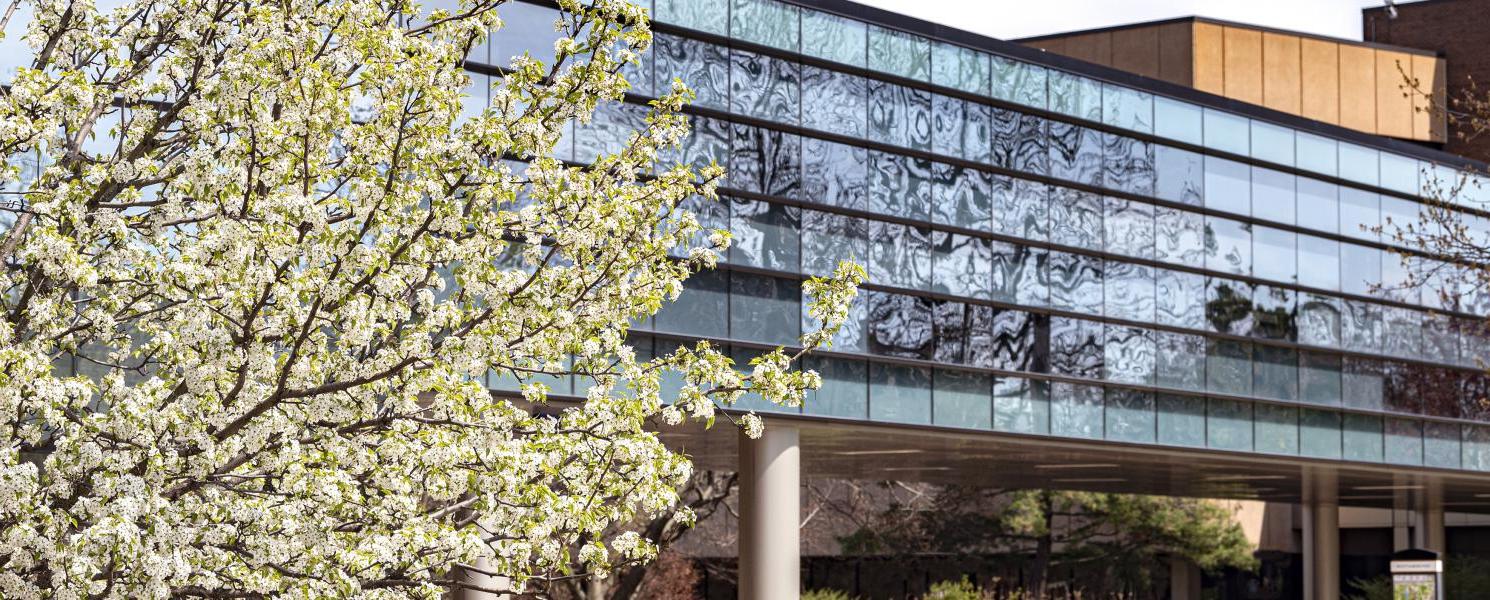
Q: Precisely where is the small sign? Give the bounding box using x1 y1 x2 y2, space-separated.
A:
1391 574 1436 600
1391 560 1444 573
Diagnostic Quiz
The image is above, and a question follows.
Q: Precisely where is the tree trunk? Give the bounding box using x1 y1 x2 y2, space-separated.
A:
1030 492 1054 597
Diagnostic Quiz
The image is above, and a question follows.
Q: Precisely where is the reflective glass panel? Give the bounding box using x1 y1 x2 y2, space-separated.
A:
1154 97 1203 145
1102 84 1154 133
805 356 868 418
1155 145 1205 206
1343 413 1384 462
731 0 800 51
1300 409 1342 459
801 65 867 138
1251 167 1296 225
1106 389 1156 443
1204 156 1251 215
1202 108 1249 155
1254 404 1299 455
995 377 1050 434
1158 394 1206 447
1296 132 1338 177
1297 178 1340 235
870 363 932 424
868 25 931 80
801 9 867 67
866 291 934 359
933 369 992 429
1049 71 1102 121
1207 399 1253 451
1051 382 1104 439
990 55 1048 108
729 197 800 271
1249 120 1294 166
932 42 991 95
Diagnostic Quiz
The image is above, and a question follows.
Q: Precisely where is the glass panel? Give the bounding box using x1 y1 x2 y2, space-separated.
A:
1104 261 1156 322
1298 293 1342 347
1382 307 1423 359
1467 426 1490 471
1046 252 1103 315
869 362 932 424
1207 399 1253 451
1051 382 1104 439
994 177 1049 242
933 163 994 230
932 42 991 95
1155 207 1204 268
801 209 868 277
1048 71 1102 121
1155 145 1204 206
1297 179 1340 235
1154 97 1203 145
656 269 728 336
992 243 1048 306
868 221 931 289
577 103 649 163
868 150 933 219
1157 331 1206 392
866 291 934 359
730 124 802 198
868 25 930 81
991 109 1049 175
1049 187 1104 251
1202 108 1249 155
1252 285 1297 342
1254 227 1297 285
1106 388 1156 443
1385 418 1423 465
1338 142 1380 187
1296 132 1338 177
1104 325 1156 385
1300 351 1342 405
728 197 800 271
1102 83 1156 133
1103 197 1155 259
932 231 993 299
1249 120 1294 166
931 96 994 163
990 55 1048 109
668 115 730 176
1049 122 1104 187
656 0 728 35
1158 394 1206 446
654 34 730 111
1251 167 1296 225
802 138 868 210
1339 188 1380 242
1343 356 1384 410
868 81 933 150
805 356 868 418
1050 316 1104 378
995 377 1049 434
1103 133 1155 197
1298 235 1340 291
1340 244 1380 298
1379 152 1418 194
990 309 1038 372
1102 84 1154 134
1156 269 1206 330
801 66 867 138
1343 413 1384 462
1254 404 1299 455
1253 344 1298 401
801 9 866 67
933 369 992 429
1300 409 1343 459
1207 339 1253 396
933 301 989 366
730 273 801 345
1204 156 1250 215
731 0 800 51
1206 277 1254 336
1424 421 1461 469
806 292 866 353
1205 216 1252 277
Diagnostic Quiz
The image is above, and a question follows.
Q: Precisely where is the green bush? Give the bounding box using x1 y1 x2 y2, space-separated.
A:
923 578 990 600
801 590 855 600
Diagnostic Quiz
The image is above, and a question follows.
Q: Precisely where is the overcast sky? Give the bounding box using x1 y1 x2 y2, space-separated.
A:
852 0 1401 43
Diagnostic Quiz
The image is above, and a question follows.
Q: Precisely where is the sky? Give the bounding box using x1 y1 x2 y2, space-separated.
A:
852 0 1401 43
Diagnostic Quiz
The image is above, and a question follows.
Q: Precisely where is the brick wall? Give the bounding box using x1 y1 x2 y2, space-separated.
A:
1364 0 1490 162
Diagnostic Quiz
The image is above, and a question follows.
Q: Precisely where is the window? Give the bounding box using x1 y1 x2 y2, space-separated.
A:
1300 351 1341 405
1052 382 1105 439
1253 344 1298 401
1155 207 1204 268
933 301 991 366
1207 339 1253 396
1154 145 1204 206
868 25 931 80
1249 121 1294 166
1298 235 1340 291
1300 409 1342 459
1340 244 1380 297
869 150 933 219
1157 331 1206 391
1102 84 1153 134
1424 421 1462 469
1156 269 1206 330
869 81 933 150
656 0 728 34
1158 394 1206 446
730 273 801 345
1103 197 1155 260
1205 216 1252 277
801 210 867 276
801 9 866 66
730 124 802 198
931 96 994 162
1296 132 1338 177
1048 71 1102 121
1343 413 1384 462
805 356 868 418
802 138 867 210
1379 153 1418 194
1250 167 1296 225
655 269 727 336
729 197 799 271
1154 97 1203 145
1297 179 1340 235
995 377 1050 433
1047 252 1103 315
667 115 730 175
1203 156 1250 215
932 42 991 95
866 291 934 359
1106 389 1156 443
1050 316 1104 378
1385 418 1423 465
932 232 993 299
990 56 1048 108
654 34 729 110
1202 109 1249 155
1049 188 1104 251
993 177 1049 242
1103 133 1155 196
801 66 866 138
1049 122 1103 186
1298 294 1342 348
992 243 1048 306
870 363 932 424
1343 356 1385 410
1254 404 1299 455
990 309 1039 372
932 163 994 230
868 221 931 289
991 109 1049 175
1253 227 1297 284
1105 325 1156 385
1206 277 1255 336
730 0 799 51
1382 306 1423 359
1339 188 1380 241
1207 399 1253 451
1104 261 1156 322
933 369 992 429
1252 285 1297 341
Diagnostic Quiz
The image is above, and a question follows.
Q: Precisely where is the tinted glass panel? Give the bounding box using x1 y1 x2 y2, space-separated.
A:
870 363 931 424
868 221 931 289
801 9 866 66
655 34 729 110
1102 84 1153 133
1158 394 1206 447
866 291 933 359
995 377 1050 433
730 274 801 344
1255 404 1299 455
868 25 930 80
933 369 992 429
1051 382 1104 439
730 0 799 50
801 66 866 138
1207 399 1253 451
991 56 1048 108
805 356 868 418
1106 389 1156 443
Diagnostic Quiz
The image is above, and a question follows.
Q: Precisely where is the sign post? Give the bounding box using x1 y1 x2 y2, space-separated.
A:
1390 549 1443 600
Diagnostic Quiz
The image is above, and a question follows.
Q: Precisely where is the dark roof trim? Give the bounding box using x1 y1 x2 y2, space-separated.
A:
781 0 1482 170
1013 15 1441 58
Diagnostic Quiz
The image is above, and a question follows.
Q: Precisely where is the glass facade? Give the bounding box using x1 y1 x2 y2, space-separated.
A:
485 0 1490 472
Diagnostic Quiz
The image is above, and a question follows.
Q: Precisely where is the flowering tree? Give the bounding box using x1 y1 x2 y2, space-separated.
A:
0 0 861 597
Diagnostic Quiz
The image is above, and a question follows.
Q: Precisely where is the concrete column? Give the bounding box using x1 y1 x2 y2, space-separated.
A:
738 425 800 600
1168 555 1202 600
1303 502 1339 600
1416 501 1446 554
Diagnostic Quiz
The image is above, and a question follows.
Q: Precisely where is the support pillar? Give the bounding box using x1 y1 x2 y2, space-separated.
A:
1168 555 1202 600
1303 502 1339 600
738 425 800 600
1415 497 1445 554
